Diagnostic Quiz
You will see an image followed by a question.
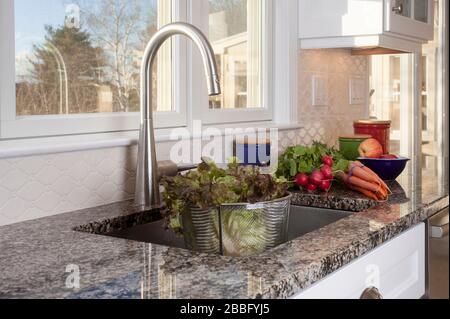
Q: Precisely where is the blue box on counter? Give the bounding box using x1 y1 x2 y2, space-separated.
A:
234 138 271 166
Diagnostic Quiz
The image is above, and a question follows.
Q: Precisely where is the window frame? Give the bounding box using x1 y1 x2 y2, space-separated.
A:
0 0 188 139
189 0 273 125
0 0 299 141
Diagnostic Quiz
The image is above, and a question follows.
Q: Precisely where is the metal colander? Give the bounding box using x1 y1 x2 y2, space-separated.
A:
181 194 292 257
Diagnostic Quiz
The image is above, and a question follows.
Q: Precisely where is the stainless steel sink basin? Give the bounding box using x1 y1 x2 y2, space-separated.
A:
102 206 352 251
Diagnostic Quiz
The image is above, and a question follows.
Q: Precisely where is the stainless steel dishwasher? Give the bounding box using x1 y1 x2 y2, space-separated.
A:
428 207 449 299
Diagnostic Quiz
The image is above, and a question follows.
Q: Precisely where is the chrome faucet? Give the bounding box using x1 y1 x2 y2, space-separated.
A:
135 23 221 211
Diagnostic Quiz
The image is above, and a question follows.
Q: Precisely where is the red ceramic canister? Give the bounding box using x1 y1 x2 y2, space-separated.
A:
354 120 392 154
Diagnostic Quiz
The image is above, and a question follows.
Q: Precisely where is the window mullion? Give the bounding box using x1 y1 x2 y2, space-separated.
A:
189 0 210 126
156 0 173 112
0 0 17 138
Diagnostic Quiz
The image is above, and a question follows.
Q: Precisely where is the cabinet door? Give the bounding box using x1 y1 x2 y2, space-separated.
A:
385 0 434 41
292 223 426 299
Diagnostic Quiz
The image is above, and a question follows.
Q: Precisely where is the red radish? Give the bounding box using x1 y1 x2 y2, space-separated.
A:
295 173 309 187
322 155 334 167
307 184 317 192
320 165 333 180
310 170 324 186
319 180 331 192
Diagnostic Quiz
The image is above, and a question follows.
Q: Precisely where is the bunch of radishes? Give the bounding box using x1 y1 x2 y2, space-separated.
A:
295 156 334 193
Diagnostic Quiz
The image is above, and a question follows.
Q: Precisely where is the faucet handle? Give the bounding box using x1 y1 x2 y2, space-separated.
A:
157 160 197 179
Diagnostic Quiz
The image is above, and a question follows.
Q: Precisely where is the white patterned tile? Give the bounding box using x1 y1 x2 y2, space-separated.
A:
98 157 117 177
50 176 78 196
1 197 29 220
17 182 46 202
35 165 62 186
0 186 12 209
97 182 119 201
67 187 92 206
1 169 28 192
67 161 90 181
0 160 13 177
16 156 46 176
84 172 107 191
34 191 60 212
50 153 77 172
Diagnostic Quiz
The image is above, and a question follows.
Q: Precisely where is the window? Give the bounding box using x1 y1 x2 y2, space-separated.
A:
1 0 184 138
15 0 173 116
208 0 262 110
369 0 447 167
191 0 273 124
420 0 447 178
370 54 415 156
1 0 296 140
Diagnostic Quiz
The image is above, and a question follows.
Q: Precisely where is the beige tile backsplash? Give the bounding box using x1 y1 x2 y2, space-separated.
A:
296 49 369 147
0 49 369 226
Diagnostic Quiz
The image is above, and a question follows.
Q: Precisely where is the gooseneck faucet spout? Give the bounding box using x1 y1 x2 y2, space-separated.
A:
135 23 221 211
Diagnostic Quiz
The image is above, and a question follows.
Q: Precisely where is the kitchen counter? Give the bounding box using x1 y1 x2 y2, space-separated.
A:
0 162 448 299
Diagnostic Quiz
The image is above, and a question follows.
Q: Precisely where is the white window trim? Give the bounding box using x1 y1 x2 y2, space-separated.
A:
0 0 299 152
190 0 273 124
0 0 188 139
187 0 299 127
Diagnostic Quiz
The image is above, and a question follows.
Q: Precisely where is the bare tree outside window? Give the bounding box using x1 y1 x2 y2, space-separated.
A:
15 0 171 116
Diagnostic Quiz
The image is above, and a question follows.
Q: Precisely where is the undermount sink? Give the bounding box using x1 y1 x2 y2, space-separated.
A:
98 206 353 253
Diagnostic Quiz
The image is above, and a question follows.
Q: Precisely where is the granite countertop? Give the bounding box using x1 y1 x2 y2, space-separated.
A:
0 162 448 299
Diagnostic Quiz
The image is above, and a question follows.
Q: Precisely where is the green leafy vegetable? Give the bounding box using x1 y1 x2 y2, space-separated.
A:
162 158 289 233
276 141 349 179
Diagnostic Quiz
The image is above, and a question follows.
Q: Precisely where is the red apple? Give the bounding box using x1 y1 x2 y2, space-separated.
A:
381 154 398 159
358 138 384 159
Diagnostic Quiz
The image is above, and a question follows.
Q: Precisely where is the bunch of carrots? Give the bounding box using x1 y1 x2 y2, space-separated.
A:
337 161 391 201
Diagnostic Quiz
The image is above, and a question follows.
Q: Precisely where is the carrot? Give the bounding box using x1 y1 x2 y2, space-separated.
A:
352 161 391 193
347 176 382 193
378 185 388 200
338 172 382 194
338 169 389 202
349 185 379 201
348 163 381 186
358 163 391 192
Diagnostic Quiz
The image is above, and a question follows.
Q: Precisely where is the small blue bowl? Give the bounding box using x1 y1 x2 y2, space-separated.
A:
357 157 410 181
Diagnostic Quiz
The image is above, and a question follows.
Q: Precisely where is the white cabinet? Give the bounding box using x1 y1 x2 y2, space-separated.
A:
386 0 434 40
299 0 434 53
292 223 426 299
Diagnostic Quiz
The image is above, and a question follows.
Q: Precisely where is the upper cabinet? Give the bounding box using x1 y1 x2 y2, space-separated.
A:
299 0 435 53
387 0 434 39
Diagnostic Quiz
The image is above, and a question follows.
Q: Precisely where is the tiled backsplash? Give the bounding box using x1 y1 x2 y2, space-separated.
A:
0 49 369 226
0 131 300 226
297 49 369 147
0 147 136 226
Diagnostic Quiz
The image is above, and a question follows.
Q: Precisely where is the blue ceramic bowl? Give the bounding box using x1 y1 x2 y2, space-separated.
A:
357 157 410 181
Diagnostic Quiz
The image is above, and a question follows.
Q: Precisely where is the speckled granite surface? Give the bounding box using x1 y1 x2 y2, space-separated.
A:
0 162 448 299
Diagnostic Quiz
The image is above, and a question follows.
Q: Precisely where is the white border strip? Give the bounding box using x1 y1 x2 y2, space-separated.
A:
0 123 304 159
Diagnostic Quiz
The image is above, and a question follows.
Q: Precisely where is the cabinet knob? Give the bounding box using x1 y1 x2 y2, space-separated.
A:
360 287 384 299
392 4 404 15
